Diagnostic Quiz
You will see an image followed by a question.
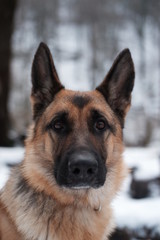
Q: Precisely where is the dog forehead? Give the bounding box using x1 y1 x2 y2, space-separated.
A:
45 89 114 122
44 89 117 130
54 89 107 106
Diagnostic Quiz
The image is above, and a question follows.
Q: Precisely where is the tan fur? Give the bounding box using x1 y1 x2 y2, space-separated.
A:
0 201 21 239
0 44 134 240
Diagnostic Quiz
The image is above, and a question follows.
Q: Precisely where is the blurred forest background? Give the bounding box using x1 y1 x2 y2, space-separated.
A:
0 0 160 146
0 1 160 239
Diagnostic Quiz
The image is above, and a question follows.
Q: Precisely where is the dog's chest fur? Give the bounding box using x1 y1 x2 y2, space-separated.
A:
16 205 112 240
1 171 114 240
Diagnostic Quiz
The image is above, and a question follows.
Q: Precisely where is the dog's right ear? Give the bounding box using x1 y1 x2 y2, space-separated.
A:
31 42 64 120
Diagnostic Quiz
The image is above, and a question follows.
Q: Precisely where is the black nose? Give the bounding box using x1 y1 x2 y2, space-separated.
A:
68 151 98 188
55 149 107 189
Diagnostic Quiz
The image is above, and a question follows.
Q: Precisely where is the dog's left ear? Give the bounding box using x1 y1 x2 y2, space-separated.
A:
96 49 135 127
31 42 64 120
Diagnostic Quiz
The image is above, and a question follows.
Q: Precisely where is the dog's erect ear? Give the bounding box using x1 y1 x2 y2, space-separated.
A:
96 49 135 127
31 42 64 120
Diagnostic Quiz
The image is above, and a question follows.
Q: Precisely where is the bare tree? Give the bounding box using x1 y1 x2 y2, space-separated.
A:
0 0 17 146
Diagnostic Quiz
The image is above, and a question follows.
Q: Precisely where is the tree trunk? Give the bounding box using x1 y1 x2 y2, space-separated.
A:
0 0 17 146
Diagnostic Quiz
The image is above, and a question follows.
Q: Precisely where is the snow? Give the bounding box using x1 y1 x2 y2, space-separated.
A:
0 147 24 165
0 146 160 232
0 166 10 190
113 195 160 231
0 147 24 189
112 146 160 232
124 147 160 180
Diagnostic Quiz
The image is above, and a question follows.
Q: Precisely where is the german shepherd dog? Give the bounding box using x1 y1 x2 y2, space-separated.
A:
0 43 135 240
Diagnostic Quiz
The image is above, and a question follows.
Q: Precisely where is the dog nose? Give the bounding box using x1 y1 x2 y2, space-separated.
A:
68 151 98 187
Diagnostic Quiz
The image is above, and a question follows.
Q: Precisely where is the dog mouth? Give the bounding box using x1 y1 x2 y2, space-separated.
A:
68 185 91 190
61 181 105 190
71 185 90 190
55 171 106 190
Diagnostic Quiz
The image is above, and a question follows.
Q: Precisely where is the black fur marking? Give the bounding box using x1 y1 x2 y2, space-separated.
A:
72 96 90 109
15 176 46 214
15 177 39 207
15 175 58 220
16 176 31 196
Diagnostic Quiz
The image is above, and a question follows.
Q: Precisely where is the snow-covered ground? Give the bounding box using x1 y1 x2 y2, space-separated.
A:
0 147 160 233
0 147 24 189
113 147 160 233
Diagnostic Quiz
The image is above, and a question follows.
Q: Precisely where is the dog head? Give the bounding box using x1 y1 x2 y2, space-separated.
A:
24 43 134 207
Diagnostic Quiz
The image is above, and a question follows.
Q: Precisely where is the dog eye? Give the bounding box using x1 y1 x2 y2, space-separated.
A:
95 119 106 131
53 120 65 131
